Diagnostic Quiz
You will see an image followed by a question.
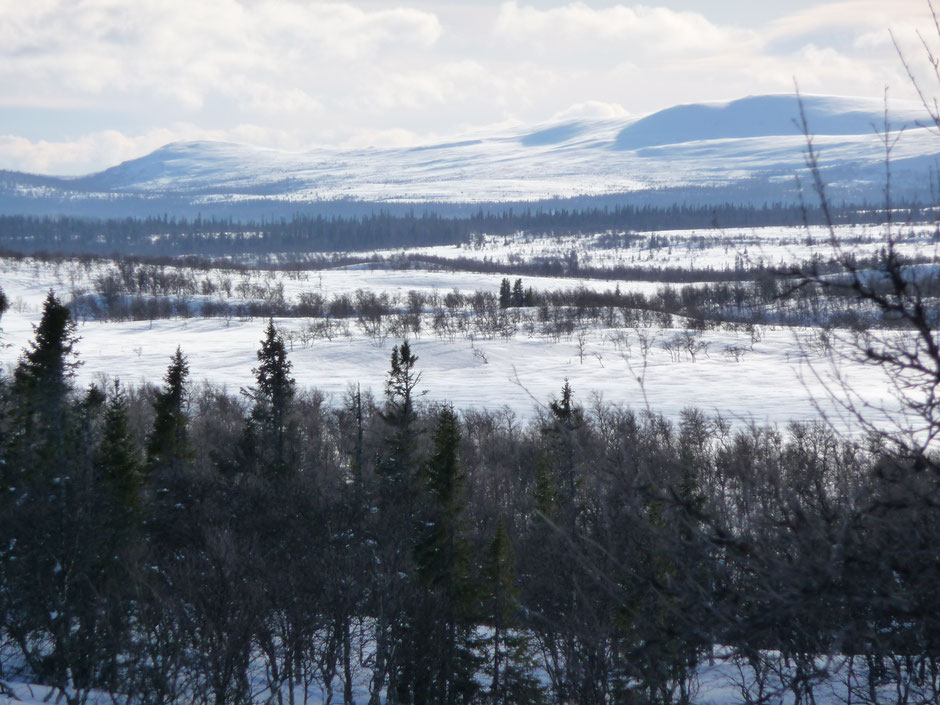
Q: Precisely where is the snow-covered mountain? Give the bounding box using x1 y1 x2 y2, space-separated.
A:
2 94 938 218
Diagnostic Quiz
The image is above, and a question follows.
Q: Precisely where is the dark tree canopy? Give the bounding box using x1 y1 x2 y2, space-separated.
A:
13 291 80 404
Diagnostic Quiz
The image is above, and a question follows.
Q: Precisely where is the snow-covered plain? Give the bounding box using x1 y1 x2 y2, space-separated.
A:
377 223 940 273
0 223 926 432
0 306 897 429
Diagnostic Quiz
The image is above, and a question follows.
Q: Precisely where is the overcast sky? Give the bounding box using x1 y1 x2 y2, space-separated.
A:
0 0 934 175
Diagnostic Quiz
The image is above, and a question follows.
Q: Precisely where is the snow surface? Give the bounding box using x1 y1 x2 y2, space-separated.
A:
0 224 922 433
0 652 906 705
381 224 940 273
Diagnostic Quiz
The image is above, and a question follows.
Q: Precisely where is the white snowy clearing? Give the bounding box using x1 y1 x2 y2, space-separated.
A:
0 223 923 433
374 223 940 273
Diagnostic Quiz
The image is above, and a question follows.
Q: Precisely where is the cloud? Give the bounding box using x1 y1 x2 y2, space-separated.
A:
0 124 299 176
341 127 430 149
494 1 760 59
552 101 630 120
766 0 931 41
0 1 442 114
0 130 181 176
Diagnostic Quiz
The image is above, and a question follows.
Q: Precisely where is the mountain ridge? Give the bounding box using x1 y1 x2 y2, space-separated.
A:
2 93 936 219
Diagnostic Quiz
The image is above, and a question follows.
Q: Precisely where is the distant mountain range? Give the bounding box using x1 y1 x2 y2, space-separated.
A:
1 94 937 219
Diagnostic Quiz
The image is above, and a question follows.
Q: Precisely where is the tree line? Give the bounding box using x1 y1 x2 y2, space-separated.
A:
0 200 931 257
1 290 939 705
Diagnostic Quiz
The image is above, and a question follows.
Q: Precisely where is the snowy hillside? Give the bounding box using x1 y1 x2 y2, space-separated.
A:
1 94 937 217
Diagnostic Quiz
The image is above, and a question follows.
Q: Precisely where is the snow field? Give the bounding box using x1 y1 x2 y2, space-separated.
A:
0 301 900 432
0 222 932 430
392 224 939 273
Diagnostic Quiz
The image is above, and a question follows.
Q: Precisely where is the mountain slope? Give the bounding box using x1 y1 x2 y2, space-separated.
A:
612 94 923 149
2 94 937 218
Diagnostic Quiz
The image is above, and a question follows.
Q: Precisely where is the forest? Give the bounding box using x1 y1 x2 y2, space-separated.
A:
1 282 939 705
0 200 931 258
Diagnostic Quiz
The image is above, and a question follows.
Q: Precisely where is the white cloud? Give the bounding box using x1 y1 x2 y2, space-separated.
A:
766 0 931 41
341 127 430 149
0 122 316 175
494 1 761 58
0 130 183 176
0 1 442 114
552 101 630 120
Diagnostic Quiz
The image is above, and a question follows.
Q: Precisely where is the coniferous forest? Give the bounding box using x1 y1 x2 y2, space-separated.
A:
1 288 939 705
0 201 929 258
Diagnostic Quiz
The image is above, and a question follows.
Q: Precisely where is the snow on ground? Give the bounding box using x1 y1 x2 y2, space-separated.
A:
0 654 906 705
388 223 939 273
0 300 900 432
0 223 928 431
0 255 663 310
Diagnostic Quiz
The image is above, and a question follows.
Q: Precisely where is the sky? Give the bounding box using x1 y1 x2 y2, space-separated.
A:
0 0 935 175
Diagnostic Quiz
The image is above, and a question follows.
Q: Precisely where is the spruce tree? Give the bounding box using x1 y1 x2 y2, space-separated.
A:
0 299 132 702
0 285 8 336
0 285 9 475
4 291 82 493
498 278 512 309
93 381 145 690
380 340 421 487
12 291 81 420
415 406 469 588
483 518 546 705
4 290 82 488
511 278 525 307
242 319 297 476
98 380 144 514
544 380 584 527
144 347 194 556
146 346 191 476
412 406 480 705
374 341 425 704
